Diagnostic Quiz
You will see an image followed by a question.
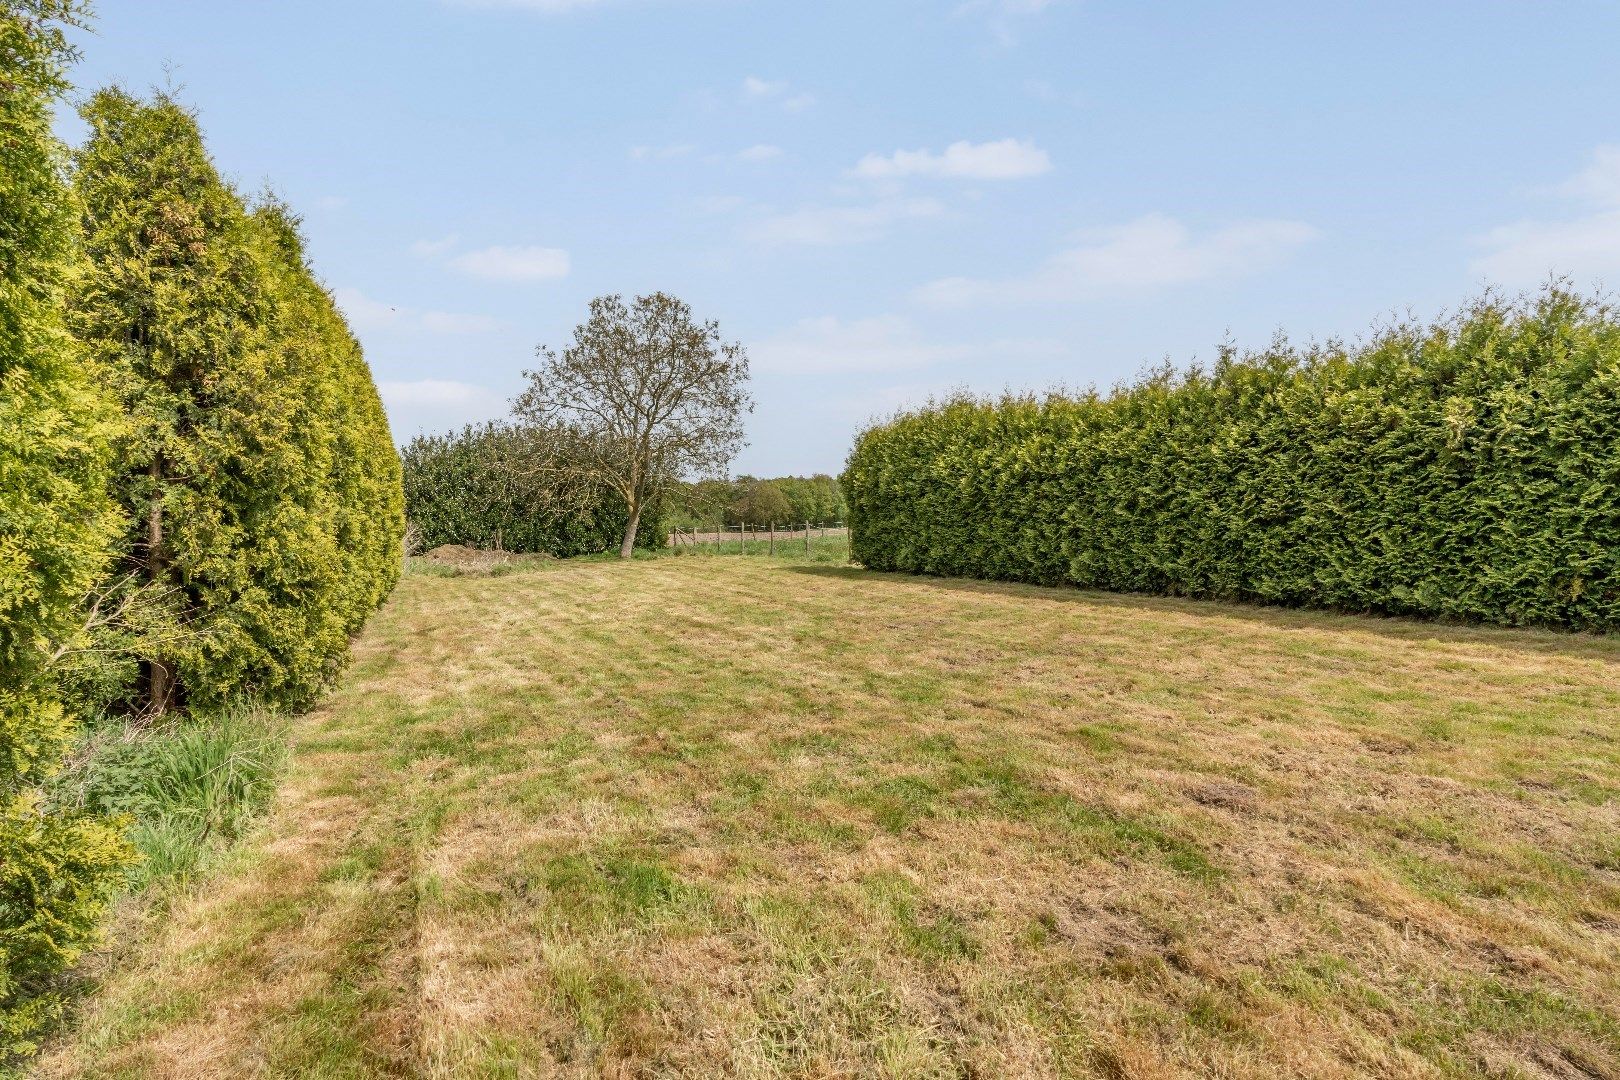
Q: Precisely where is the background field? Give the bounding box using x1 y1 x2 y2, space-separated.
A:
43 554 1620 1078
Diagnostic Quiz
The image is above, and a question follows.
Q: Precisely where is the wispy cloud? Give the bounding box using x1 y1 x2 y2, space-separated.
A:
914 213 1317 305
753 313 1064 376
738 143 784 163
410 234 461 258
742 75 786 98
753 316 972 374
853 138 1051 181
380 379 504 408
448 245 571 282
629 143 695 161
955 0 1064 45
747 198 945 246
741 75 815 112
378 379 508 439
1471 146 1620 287
334 287 505 336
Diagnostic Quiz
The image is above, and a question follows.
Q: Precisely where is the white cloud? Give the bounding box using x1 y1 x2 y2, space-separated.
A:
914 213 1318 305
1555 145 1620 204
747 198 945 246
334 288 504 337
753 314 1065 377
738 143 784 162
380 379 502 407
1471 146 1620 287
379 379 508 439
782 93 817 112
753 316 972 375
410 234 460 258
449 245 571 282
854 138 1051 181
742 75 786 98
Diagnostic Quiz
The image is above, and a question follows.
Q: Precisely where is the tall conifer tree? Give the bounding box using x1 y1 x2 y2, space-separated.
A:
0 1 132 1053
70 90 403 715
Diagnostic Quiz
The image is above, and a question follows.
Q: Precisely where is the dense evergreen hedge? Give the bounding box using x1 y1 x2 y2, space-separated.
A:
403 422 662 556
2 11 401 1054
70 88 403 714
0 1 132 1055
844 291 1620 631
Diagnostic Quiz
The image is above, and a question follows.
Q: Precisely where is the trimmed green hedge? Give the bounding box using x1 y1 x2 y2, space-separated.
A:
844 291 1620 631
402 423 663 557
70 89 404 715
1 1 133 1056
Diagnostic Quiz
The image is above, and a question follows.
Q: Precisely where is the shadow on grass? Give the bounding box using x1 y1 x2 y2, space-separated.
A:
780 564 1620 665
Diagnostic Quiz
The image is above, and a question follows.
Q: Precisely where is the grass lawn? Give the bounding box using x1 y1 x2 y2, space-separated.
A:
41 550 1620 1078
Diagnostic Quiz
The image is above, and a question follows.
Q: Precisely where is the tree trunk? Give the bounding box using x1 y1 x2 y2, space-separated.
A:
618 499 643 559
146 456 172 717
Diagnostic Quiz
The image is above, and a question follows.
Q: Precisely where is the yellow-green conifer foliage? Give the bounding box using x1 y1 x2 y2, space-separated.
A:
70 89 403 716
0 1 133 1055
845 291 1620 631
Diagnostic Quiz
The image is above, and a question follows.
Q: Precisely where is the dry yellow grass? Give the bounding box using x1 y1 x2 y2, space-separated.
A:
39 553 1620 1078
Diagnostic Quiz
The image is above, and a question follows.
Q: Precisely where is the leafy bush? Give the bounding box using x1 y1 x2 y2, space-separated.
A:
0 1 132 1057
844 290 1620 631
667 473 847 529
728 479 793 526
402 422 662 556
54 708 287 893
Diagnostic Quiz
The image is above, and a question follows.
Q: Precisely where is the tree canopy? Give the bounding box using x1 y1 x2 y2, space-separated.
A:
515 292 751 557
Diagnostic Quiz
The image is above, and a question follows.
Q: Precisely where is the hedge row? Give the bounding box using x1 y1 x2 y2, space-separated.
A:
403 422 662 556
69 88 404 715
1 2 133 1054
1 9 404 1052
844 291 1620 631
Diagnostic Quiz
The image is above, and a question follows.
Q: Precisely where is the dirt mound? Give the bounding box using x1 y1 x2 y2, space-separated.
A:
422 544 532 566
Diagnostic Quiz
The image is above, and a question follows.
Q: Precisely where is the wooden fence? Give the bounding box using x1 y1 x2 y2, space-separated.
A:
668 523 847 555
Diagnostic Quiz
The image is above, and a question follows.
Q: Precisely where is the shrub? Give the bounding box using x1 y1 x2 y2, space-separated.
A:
402 422 661 556
843 290 1620 631
0 1 133 1056
54 708 287 893
728 479 793 527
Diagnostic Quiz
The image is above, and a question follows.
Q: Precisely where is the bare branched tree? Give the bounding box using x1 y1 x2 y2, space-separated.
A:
514 293 752 557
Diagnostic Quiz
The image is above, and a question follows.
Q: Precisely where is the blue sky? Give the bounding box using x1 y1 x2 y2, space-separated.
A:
62 0 1620 476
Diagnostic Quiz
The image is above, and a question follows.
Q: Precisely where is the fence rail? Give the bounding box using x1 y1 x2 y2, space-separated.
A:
669 523 847 555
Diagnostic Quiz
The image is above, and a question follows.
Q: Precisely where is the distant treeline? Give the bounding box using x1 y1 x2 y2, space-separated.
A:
3 6 401 1053
669 474 847 529
403 423 845 547
845 290 1620 631
402 422 662 556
